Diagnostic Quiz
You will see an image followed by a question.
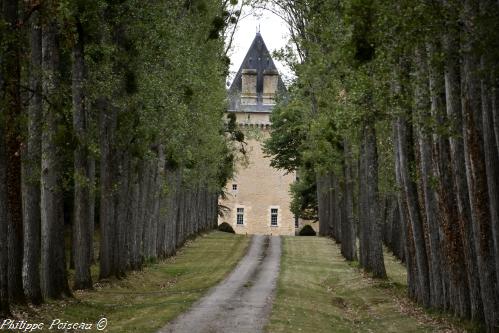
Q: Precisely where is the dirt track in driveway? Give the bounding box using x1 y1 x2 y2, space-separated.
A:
158 235 281 333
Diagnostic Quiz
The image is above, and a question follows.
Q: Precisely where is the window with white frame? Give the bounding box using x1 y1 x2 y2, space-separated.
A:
270 208 278 226
232 184 238 191
236 207 244 225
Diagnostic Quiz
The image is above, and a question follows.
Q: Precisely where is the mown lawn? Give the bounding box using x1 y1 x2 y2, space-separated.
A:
19 231 250 333
266 236 479 333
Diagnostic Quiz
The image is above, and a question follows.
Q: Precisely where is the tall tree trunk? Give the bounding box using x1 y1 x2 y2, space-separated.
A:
88 156 95 264
114 151 129 278
22 8 43 304
148 153 161 260
135 159 148 266
3 0 24 304
358 141 369 268
416 123 443 308
394 118 416 296
493 80 499 157
479 0 499 294
462 0 499 329
72 20 92 290
99 100 117 279
413 45 443 309
143 159 154 256
40 16 71 299
442 9 484 319
0 45 10 315
165 167 179 256
177 187 186 248
332 174 341 242
156 145 166 257
326 174 333 237
428 41 471 316
316 173 328 236
396 114 431 307
389 198 404 261
393 121 406 264
363 123 386 278
481 58 499 292
341 139 356 261
128 160 140 269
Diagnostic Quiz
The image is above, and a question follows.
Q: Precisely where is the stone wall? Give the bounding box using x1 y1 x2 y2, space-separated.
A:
218 113 296 236
297 219 320 234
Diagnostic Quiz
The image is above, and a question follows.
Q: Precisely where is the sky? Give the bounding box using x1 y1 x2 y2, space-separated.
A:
226 5 293 86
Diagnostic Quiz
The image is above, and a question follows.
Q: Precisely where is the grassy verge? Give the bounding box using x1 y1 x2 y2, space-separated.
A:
266 236 478 333
16 231 249 333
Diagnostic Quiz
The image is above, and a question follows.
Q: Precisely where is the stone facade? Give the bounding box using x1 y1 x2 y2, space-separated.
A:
219 113 296 236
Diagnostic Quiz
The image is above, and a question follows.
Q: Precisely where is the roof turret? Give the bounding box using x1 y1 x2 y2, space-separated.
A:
228 33 286 113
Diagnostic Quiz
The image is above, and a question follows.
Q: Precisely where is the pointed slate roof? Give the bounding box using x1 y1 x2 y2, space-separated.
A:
228 32 286 113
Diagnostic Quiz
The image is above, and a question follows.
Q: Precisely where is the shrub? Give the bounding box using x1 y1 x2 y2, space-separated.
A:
299 224 316 236
218 222 235 234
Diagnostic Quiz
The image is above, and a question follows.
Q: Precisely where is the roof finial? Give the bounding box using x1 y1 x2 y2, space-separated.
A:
257 24 260 34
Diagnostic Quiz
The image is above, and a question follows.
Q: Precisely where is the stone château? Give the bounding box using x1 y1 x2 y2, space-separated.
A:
218 32 296 236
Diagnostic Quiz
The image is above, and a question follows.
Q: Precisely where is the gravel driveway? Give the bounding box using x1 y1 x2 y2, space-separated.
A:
158 235 281 333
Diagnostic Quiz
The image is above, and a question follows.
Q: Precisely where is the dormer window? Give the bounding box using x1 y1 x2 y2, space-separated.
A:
241 69 257 105
263 69 278 105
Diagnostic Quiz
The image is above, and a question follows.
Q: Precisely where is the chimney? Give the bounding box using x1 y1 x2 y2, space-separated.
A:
241 69 257 105
263 69 278 105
